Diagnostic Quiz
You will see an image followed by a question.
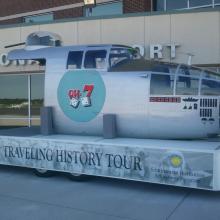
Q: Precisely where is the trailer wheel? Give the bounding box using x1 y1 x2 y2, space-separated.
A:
34 169 53 177
68 173 86 181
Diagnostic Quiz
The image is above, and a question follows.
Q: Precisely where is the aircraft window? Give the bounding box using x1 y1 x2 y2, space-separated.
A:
150 74 174 95
84 50 107 69
167 65 178 74
188 67 202 77
151 65 170 74
67 51 83 69
201 79 220 96
109 59 179 73
178 65 201 77
109 48 134 67
176 76 199 95
203 70 220 81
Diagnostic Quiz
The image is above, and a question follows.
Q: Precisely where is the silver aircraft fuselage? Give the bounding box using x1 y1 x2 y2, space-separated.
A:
8 44 220 139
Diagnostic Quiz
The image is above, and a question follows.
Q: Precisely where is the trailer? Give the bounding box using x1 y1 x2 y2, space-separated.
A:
4 32 220 190
0 126 219 191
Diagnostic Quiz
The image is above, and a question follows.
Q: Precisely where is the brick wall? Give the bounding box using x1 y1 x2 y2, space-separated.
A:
0 0 83 25
0 0 153 25
123 0 152 13
54 7 83 20
0 18 23 25
0 0 83 17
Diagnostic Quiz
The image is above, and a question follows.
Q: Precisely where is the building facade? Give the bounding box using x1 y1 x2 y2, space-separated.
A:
0 0 219 127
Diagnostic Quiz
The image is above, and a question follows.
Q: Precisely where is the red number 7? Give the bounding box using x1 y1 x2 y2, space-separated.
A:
83 85 94 97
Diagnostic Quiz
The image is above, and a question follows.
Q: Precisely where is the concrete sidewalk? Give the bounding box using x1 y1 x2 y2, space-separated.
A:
0 165 219 220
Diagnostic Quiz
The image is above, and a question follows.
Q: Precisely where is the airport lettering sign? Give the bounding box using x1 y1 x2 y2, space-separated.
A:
0 53 35 66
150 43 180 59
133 43 180 59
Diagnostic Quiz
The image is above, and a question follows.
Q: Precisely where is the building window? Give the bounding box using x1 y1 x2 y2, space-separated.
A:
85 1 122 17
0 75 28 126
31 75 44 126
189 0 212 8
0 74 44 127
166 0 188 10
24 13 53 23
154 0 165 11
154 0 220 11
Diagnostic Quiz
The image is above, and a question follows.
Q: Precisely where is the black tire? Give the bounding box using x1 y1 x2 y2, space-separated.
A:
33 169 54 177
68 172 87 181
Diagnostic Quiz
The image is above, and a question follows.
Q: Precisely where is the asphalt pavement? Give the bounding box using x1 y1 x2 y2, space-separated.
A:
0 165 219 220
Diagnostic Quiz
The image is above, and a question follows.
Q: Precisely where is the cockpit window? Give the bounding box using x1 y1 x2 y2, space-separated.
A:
176 76 199 95
109 48 134 68
109 59 179 73
165 64 178 74
203 70 220 81
150 74 174 95
67 51 83 69
84 50 107 69
151 64 170 74
178 65 201 77
201 79 220 96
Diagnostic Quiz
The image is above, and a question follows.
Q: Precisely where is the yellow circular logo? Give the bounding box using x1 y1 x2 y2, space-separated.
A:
170 156 182 168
